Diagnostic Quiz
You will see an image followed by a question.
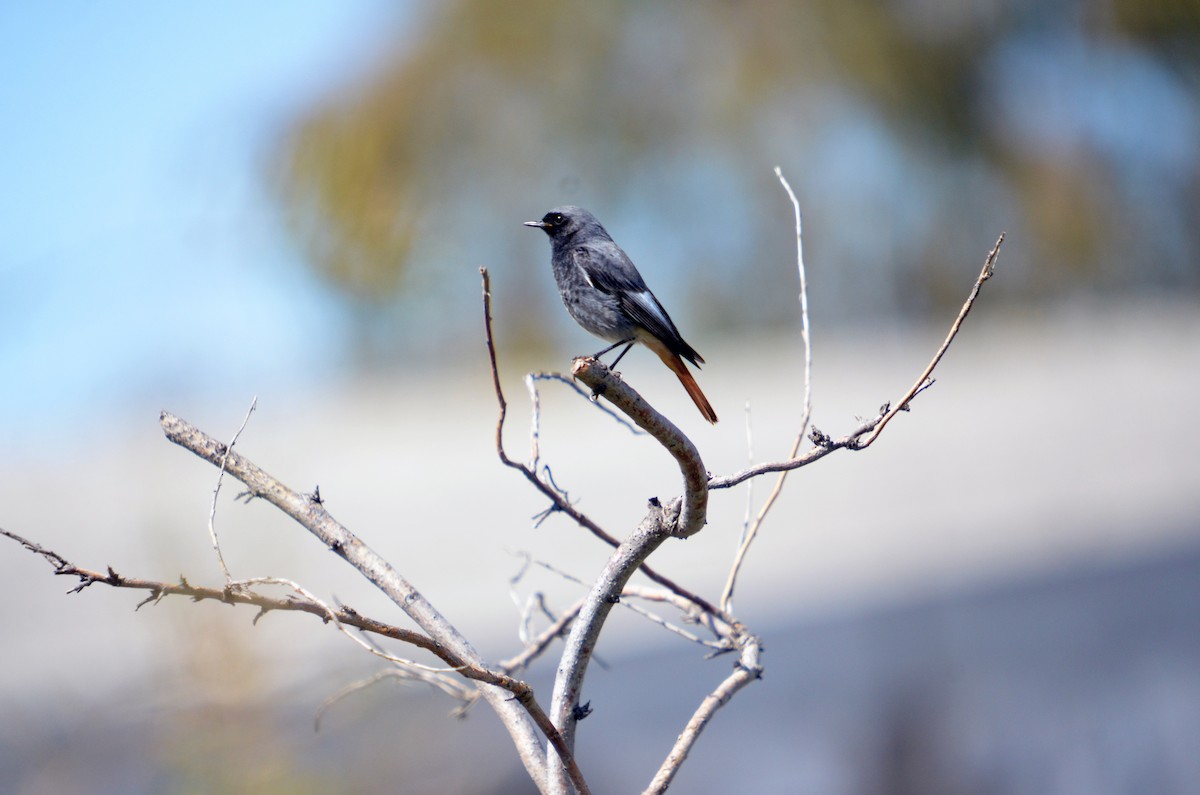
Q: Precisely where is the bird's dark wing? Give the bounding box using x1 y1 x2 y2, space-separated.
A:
571 240 647 294
572 243 704 366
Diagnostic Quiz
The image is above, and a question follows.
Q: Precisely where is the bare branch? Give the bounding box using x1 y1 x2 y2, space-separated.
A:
547 501 682 791
233 576 466 676
721 168 813 612
157 411 588 795
207 396 257 583
708 414 876 490
501 598 584 674
2 527 440 645
709 234 1004 491
857 233 1003 448
528 371 645 436
644 634 764 794
4 518 589 795
570 358 708 539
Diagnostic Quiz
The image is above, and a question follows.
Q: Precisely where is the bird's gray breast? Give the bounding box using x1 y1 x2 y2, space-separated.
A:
552 247 635 342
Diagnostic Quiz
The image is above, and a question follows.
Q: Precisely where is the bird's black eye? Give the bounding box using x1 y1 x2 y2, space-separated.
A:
547 212 566 226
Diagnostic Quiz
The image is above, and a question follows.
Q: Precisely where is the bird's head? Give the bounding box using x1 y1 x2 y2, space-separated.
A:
523 206 601 241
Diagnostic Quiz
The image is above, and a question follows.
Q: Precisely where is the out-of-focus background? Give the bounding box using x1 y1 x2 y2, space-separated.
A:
2 2 1198 793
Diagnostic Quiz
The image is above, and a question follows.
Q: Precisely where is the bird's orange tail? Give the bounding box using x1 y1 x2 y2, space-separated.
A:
647 342 718 424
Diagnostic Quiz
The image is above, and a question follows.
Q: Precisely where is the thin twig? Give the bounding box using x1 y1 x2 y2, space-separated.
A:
518 555 726 650
3 520 588 795
525 374 544 472
709 233 1004 491
622 585 730 645
501 598 585 674
528 372 645 435
721 168 813 613
709 413 877 490
644 635 763 794
233 576 465 675
315 665 478 732
208 397 257 583
857 233 1003 448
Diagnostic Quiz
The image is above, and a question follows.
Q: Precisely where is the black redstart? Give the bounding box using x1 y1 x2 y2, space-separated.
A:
524 206 718 424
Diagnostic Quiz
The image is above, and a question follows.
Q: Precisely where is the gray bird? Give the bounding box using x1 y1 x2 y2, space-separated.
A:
525 206 718 424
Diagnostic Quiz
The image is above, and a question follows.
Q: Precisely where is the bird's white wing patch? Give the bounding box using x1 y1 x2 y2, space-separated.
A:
577 262 594 288
627 290 670 329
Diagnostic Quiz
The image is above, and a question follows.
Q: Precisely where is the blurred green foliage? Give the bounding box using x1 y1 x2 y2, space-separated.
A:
271 0 1200 357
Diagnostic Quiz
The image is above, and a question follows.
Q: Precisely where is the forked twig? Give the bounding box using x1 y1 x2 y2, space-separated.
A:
708 233 1004 491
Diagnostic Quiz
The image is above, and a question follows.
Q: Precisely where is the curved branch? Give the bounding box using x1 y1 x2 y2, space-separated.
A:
570 358 708 538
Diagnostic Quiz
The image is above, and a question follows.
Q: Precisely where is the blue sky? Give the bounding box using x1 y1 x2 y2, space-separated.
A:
0 3 403 447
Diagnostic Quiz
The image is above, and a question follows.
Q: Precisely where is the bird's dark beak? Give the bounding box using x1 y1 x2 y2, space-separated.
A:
524 220 548 229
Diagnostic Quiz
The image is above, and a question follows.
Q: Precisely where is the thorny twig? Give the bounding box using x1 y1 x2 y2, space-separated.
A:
2 517 588 794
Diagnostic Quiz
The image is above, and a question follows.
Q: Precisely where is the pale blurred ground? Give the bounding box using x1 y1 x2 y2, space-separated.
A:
2 294 1197 793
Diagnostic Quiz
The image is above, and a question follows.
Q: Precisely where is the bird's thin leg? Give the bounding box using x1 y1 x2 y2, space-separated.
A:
607 341 634 370
590 337 634 362
584 339 634 402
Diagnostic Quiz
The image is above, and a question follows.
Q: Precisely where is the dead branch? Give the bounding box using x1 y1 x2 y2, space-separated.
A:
156 412 588 795
721 167 814 613
0 526 587 794
709 233 1004 491
501 598 584 674
645 634 764 794
569 358 708 539
546 499 682 792
857 233 1003 447
207 396 256 582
